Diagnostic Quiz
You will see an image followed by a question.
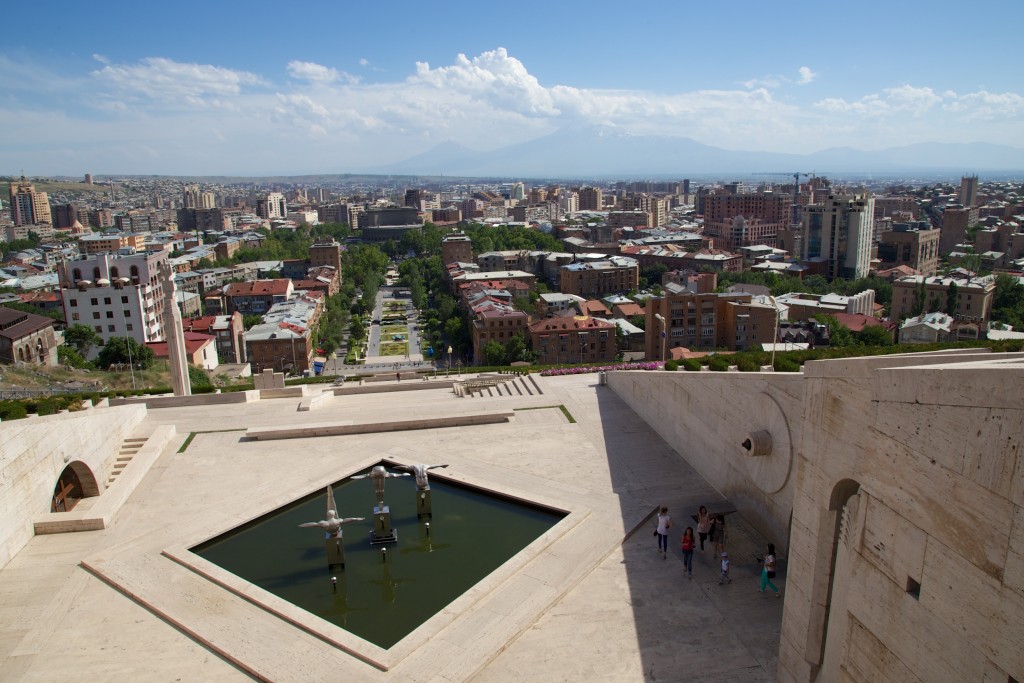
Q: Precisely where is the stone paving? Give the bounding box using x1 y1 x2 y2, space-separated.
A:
0 373 783 681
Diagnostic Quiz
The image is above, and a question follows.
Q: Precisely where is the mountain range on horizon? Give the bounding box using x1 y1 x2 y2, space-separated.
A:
361 126 1024 179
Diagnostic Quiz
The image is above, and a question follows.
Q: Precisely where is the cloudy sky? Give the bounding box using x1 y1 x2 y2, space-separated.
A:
2 0 1022 176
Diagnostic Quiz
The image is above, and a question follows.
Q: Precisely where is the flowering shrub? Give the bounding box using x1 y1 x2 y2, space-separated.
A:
540 362 663 376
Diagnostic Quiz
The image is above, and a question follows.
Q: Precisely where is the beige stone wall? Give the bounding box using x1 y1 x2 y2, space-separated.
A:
778 352 1024 682
608 370 804 551
611 350 1024 681
0 405 146 569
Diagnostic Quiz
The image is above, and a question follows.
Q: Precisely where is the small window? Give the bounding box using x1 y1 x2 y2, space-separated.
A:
70 299 78 307
90 298 98 305
121 295 129 304
107 325 115 332
93 312 100 320
72 312 80 321
906 576 921 600
126 323 133 331
94 326 102 333
106 311 114 319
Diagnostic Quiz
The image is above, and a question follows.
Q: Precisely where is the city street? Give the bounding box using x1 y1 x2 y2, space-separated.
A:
323 286 427 376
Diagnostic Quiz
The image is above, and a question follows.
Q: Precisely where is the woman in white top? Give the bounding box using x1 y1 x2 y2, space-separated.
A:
655 506 671 558
696 505 711 553
760 543 780 596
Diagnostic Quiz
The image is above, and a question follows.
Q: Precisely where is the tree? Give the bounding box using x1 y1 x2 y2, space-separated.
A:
95 337 155 369
482 340 507 366
911 280 927 317
65 324 103 356
946 281 959 317
856 325 894 346
350 317 365 341
817 315 856 347
242 314 262 330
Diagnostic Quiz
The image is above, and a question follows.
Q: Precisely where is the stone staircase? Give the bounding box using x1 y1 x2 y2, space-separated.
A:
455 374 544 398
107 436 148 486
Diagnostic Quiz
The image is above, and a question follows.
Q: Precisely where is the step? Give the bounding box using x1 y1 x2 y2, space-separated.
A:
113 462 128 470
116 456 133 462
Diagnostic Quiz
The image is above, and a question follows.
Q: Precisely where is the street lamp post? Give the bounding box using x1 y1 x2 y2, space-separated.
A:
446 345 452 377
771 296 780 370
653 313 667 364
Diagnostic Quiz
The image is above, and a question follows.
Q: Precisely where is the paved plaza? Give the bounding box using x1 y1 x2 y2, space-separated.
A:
0 373 783 681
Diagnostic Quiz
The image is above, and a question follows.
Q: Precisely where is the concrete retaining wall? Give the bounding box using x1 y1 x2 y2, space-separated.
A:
0 404 147 569
109 391 259 409
33 424 177 535
608 370 804 551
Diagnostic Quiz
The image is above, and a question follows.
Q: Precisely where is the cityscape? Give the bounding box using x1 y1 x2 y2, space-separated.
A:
2 1 1023 682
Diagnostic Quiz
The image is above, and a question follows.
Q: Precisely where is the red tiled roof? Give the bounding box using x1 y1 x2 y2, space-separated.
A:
529 316 615 332
225 279 291 296
146 332 214 358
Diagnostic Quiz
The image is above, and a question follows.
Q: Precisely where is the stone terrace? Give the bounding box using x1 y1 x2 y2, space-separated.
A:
0 374 783 681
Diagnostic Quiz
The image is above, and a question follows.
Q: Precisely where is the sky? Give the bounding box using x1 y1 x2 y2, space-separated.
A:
2 0 1023 176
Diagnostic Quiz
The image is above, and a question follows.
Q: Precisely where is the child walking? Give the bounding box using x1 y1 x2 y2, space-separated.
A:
680 527 695 579
718 552 731 584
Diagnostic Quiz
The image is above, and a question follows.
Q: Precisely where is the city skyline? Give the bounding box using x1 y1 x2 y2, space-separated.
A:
3 0 1023 176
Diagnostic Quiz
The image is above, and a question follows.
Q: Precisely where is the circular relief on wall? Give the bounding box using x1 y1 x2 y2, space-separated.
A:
738 393 793 494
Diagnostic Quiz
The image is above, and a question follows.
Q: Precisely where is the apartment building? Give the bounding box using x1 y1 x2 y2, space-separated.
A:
78 232 148 255
223 279 294 315
528 316 616 365
876 221 940 276
799 194 875 280
471 306 530 363
559 256 639 298
644 291 778 358
441 232 474 266
59 250 169 349
889 274 996 324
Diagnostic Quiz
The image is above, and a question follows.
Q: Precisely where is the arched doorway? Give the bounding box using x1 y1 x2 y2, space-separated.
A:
814 478 862 680
51 461 100 512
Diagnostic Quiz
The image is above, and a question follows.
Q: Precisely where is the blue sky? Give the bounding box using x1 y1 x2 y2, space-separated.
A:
3 0 1022 175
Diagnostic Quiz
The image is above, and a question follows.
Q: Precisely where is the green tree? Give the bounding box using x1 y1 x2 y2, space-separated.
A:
95 337 155 369
65 323 103 356
482 340 507 366
817 315 857 347
242 314 262 330
856 325 894 346
504 333 533 364
911 280 927 317
946 281 959 317
350 317 365 340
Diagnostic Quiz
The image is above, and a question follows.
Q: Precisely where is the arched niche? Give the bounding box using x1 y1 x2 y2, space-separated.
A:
51 461 100 512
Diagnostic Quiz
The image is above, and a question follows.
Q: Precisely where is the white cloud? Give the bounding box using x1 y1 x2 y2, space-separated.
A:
91 57 266 106
411 47 559 116
797 66 816 85
6 49 1023 174
286 60 358 85
812 84 1020 119
359 58 369 67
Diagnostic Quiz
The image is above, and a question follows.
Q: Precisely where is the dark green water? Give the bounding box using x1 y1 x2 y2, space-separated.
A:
193 464 564 649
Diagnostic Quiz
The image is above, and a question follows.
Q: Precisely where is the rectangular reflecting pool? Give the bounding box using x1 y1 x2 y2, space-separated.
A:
192 462 565 649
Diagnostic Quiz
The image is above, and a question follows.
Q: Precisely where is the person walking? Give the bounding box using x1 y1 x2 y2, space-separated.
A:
655 506 671 559
711 514 727 556
718 552 731 585
680 527 695 579
696 505 711 553
759 543 781 597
